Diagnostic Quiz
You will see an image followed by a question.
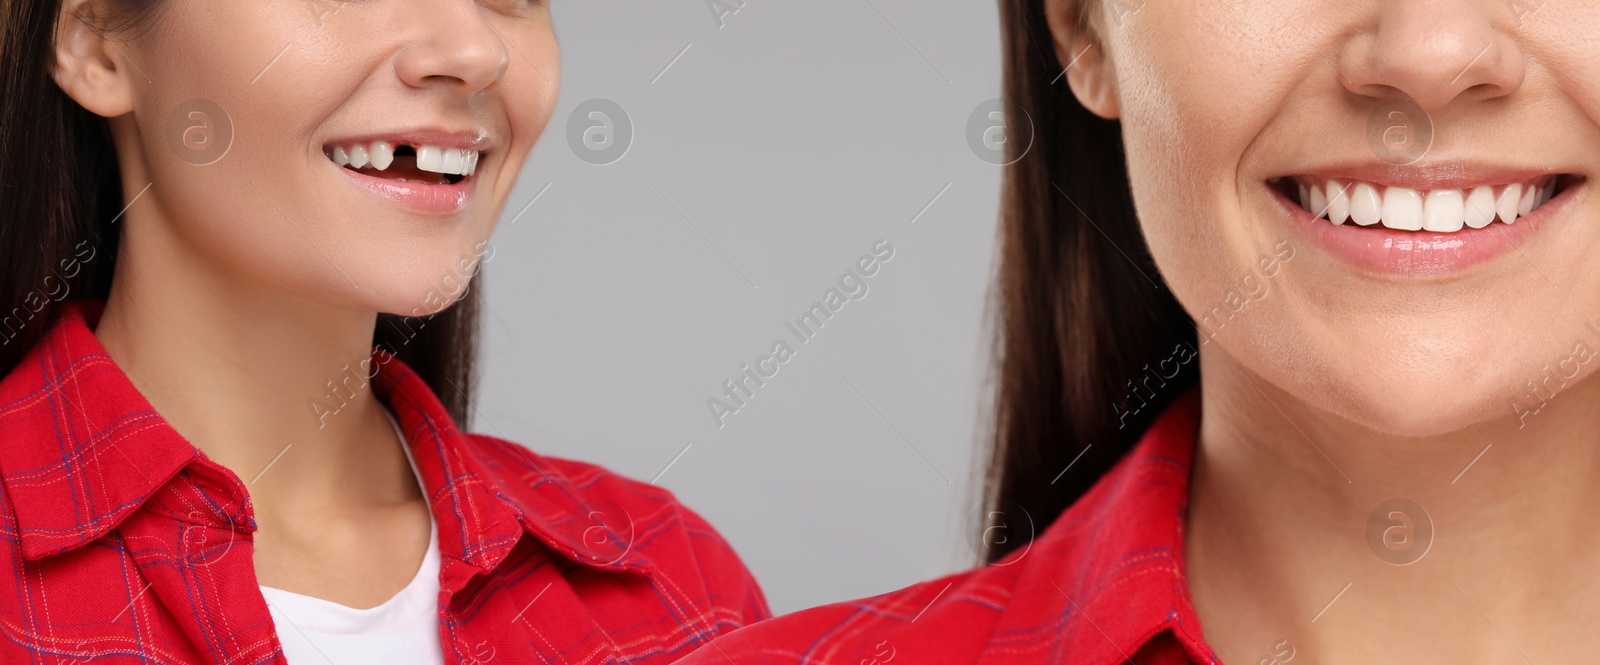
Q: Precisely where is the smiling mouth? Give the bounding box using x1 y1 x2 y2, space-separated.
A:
322 140 480 186
1268 174 1582 232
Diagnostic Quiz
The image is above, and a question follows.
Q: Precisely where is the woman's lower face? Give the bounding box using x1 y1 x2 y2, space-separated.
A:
1097 0 1600 435
112 0 558 319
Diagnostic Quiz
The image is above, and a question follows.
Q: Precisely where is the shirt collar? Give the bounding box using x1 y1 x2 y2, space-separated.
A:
0 300 211 560
985 389 1217 665
368 335 660 590
0 300 652 585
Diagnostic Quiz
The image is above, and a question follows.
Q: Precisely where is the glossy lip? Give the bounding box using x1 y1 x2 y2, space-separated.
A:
322 126 492 216
1270 172 1584 277
328 152 480 216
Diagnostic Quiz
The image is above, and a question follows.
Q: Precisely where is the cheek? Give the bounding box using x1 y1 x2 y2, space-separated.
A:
1111 7 1298 302
122 6 344 294
501 39 561 166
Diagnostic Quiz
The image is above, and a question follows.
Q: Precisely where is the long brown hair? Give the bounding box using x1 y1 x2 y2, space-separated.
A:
981 0 1198 561
0 0 479 427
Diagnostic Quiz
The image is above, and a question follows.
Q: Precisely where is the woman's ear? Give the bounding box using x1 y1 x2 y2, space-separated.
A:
52 0 137 118
1044 0 1120 120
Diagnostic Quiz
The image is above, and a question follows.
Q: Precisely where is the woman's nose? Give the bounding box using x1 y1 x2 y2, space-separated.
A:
1336 0 1527 110
391 0 512 95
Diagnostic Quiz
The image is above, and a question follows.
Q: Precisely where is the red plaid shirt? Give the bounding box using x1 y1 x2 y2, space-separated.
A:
681 390 1219 665
0 300 769 664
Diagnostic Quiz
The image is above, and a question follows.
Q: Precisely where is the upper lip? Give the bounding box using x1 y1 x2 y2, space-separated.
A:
322 127 494 153
1275 160 1580 190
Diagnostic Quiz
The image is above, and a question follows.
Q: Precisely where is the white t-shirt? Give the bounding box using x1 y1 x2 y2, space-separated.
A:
259 408 446 665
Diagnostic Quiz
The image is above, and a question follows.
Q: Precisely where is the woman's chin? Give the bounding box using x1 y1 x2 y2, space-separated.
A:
387 294 468 320
1313 376 1534 438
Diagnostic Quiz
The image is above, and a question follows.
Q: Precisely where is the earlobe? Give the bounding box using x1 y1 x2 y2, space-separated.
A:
1062 39 1119 119
51 0 136 119
1043 0 1120 120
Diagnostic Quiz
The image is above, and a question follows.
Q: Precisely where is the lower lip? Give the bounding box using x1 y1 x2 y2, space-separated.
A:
332 159 477 215
1275 181 1578 276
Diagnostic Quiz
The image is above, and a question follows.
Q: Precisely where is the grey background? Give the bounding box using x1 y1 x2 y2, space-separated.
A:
477 0 1005 614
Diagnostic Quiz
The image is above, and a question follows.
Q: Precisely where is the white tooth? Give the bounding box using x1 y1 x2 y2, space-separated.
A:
348 144 369 169
332 146 350 167
465 151 479 176
1381 186 1423 231
1464 186 1495 229
416 145 445 173
1422 189 1464 233
1538 179 1555 206
442 148 464 175
1497 183 1522 224
1309 183 1328 220
1298 183 1311 212
1518 182 1536 215
1325 180 1350 225
369 141 394 171
1351 182 1383 226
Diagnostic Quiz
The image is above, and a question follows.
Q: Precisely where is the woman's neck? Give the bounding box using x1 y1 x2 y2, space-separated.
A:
91 230 412 523
1186 347 1600 664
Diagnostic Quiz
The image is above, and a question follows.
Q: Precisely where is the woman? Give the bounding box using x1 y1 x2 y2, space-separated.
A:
0 0 767 662
681 0 1599 663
